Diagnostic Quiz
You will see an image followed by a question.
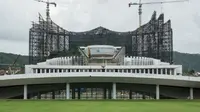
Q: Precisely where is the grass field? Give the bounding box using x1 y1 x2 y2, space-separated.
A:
0 100 200 112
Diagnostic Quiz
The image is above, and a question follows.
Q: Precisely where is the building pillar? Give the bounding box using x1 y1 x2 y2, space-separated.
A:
35 69 38 74
24 85 28 100
174 69 177 75
112 83 116 99
160 69 163 75
66 83 70 99
190 87 193 100
156 85 160 100
157 69 159 75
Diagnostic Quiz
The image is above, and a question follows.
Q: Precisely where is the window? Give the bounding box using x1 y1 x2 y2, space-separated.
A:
68 69 70 72
89 69 92 72
55 69 58 73
145 69 148 73
132 69 135 73
115 69 118 72
46 69 49 73
158 69 161 74
63 69 66 73
50 69 54 73
37 69 40 73
59 69 62 73
163 69 166 74
149 69 152 74
76 69 79 72
136 69 139 73
124 69 127 73
102 69 105 72
141 69 144 73
128 69 131 73
167 69 170 75
154 69 157 74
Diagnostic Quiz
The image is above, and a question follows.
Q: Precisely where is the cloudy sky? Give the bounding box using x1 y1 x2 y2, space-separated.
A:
0 0 199 55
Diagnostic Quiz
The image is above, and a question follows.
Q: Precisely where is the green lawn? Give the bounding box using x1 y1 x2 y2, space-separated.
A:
0 100 200 112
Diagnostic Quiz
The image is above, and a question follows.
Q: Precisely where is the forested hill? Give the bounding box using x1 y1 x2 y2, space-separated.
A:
0 51 200 72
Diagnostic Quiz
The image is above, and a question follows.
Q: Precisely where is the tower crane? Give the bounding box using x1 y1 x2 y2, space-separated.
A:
34 0 57 22
128 0 189 27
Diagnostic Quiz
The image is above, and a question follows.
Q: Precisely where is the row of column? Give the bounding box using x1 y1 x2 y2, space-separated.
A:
23 83 194 100
33 68 176 75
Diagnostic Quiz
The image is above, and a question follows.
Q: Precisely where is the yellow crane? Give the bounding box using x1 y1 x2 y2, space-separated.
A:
128 0 189 27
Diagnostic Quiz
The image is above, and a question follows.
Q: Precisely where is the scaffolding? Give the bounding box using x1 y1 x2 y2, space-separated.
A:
29 14 69 64
29 11 173 64
132 11 173 64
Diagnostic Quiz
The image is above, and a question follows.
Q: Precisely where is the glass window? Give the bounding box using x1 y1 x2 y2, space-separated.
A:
149 69 152 74
154 69 157 74
124 69 127 73
46 69 49 73
136 69 139 73
55 69 58 73
37 69 40 73
76 69 79 72
145 69 148 73
63 69 66 73
50 69 54 73
59 69 62 73
158 69 161 74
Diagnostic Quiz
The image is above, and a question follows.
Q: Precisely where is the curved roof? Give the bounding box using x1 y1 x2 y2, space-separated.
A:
0 73 200 88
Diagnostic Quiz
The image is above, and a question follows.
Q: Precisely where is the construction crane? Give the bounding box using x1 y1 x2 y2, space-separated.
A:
128 0 189 27
34 0 57 22
7 55 20 75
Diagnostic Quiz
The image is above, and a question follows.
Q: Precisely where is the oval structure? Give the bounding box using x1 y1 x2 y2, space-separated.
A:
85 45 116 57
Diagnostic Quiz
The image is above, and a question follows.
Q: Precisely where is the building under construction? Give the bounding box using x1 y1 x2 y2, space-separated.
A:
29 11 173 64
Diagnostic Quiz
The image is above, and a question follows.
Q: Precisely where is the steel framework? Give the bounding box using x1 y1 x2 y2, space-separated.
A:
29 11 173 64
29 14 69 64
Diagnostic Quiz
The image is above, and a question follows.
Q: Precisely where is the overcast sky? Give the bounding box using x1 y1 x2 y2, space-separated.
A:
0 0 199 55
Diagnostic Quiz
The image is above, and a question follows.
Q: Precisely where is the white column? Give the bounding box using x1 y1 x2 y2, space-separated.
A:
160 69 163 75
35 69 38 74
165 69 167 75
156 85 160 100
24 85 27 100
112 83 116 99
169 69 172 75
66 83 70 99
174 69 177 75
190 87 193 100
